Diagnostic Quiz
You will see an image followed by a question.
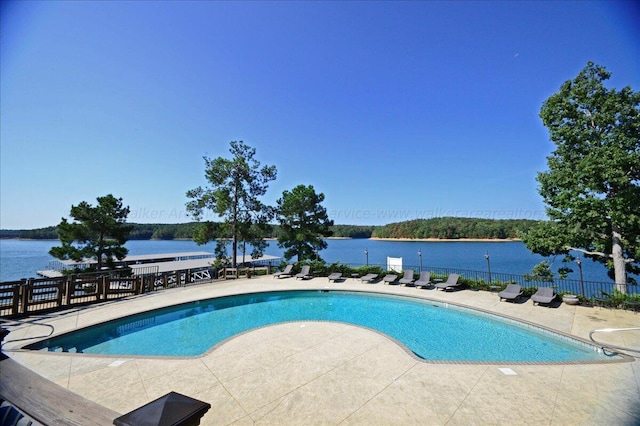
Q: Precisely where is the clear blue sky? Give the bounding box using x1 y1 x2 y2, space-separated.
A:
1 1 638 229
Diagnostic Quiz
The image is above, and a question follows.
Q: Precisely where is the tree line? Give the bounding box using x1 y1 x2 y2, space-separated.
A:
372 218 540 239
4 219 537 241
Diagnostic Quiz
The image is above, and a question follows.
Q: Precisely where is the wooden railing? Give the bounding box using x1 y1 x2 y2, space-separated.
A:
218 265 272 280
0 267 217 318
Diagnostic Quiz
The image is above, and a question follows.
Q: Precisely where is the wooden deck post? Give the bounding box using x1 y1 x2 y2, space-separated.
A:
65 275 74 305
55 279 63 308
100 276 107 300
21 279 32 315
13 280 25 316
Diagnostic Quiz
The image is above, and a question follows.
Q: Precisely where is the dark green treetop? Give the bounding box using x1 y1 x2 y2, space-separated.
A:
185 141 277 267
49 194 133 271
277 184 334 262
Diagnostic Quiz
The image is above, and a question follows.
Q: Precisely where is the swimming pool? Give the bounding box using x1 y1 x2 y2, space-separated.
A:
25 290 619 363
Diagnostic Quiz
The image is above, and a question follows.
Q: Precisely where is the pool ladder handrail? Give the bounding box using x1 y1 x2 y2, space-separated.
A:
0 318 55 347
589 327 640 355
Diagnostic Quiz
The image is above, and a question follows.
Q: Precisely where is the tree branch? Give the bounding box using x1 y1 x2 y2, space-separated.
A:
568 247 636 263
567 246 610 258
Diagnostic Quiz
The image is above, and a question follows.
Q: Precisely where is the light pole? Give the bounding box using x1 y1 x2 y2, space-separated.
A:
418 249 423 272
364 249 369 267
485 252 491 284
576 257 584 296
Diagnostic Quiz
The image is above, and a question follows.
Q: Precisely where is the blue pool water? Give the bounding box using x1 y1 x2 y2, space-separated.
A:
26 291 615 363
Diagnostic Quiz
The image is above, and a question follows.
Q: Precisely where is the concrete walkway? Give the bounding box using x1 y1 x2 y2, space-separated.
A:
2 277 639 425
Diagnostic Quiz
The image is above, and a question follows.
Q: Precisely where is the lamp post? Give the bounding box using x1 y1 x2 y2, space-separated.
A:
418 249 423 272
364 249 369 267
485 252 491 284
576 257 584 296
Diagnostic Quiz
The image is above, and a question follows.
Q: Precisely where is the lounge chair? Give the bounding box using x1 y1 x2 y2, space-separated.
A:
498 284 523 302
274 264 293 279
295 265 312 280
327 272 343 282
360 273 379 283
414 271 432 288
531 287 556 306
434 274 461 291
399 270 415 286
383 274 399 285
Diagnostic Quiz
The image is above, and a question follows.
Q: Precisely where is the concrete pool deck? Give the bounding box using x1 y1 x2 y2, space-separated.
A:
2 277 639 425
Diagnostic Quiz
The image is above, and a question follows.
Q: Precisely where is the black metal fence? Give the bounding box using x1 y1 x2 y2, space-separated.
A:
354 263 638 298
295 261 638 299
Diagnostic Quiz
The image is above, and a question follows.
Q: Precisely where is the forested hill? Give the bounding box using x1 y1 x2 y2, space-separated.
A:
371 218 541 239
1 218 541 240
1 223 376 240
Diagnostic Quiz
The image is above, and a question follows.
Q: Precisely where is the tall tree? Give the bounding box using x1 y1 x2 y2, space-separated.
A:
277 184 334 262
186 141 277 267
49 195 133 271
521 62 640 292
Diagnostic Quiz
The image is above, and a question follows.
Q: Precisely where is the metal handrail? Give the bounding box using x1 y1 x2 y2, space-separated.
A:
0 318 55 346
589 327 640 354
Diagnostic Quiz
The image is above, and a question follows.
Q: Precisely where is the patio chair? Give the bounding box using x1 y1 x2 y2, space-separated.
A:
383 274 399 285
414 271 432 288
274 264 293 279
531 287 556 306
399 270 416 286
295 265 312 280
498 284 523 302
434 274 461 291
360 273 379 283
327 272 343 282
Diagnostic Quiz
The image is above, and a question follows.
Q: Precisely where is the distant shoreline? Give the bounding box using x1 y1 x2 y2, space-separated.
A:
369 237 521 242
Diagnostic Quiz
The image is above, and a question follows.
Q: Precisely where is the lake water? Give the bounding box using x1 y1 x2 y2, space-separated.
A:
0 238 615 283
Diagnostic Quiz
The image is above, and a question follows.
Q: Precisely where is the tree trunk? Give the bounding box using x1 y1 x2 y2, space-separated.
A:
232 193 238 268
611 224 627 293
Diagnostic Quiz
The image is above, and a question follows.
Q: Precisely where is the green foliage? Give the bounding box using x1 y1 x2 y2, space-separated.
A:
0 229 21 238
128 224 155 240
277 184 334 262
524 261 555 283
3 222 374 241
600 289 640 308
330 225 375 238
518 222 568 257
186 141 277 266
152 225 176 240
325 262 357 275
49 195 133 271
372 217 540 239
523 62 640 289
16 227 58 239
355 265 385 277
